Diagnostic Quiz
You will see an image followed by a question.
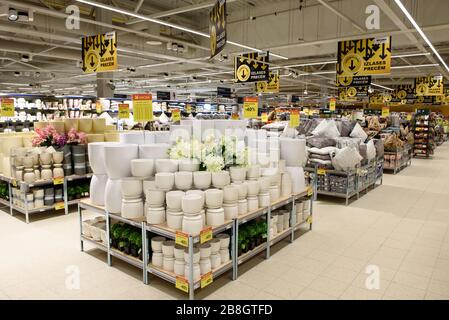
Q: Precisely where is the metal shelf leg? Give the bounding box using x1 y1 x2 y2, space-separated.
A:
141 222 148 284
106 211 112 266
188 235 194 300
78 204 84 252
231 220 237 280
265 207 271 260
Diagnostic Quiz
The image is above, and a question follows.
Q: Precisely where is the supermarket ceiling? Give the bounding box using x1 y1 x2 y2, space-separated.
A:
0 0 449 99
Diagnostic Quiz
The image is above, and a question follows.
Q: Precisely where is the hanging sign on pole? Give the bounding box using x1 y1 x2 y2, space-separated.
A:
82 31 117 74
209 0 227 59
132 94 153 122
243 97 258 119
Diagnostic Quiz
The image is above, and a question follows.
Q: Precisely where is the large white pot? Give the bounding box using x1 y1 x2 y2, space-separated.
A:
90 174 108 206
174 171 193 190
131 159 154 178
280 138 307 167
105 178 123 214
166 190 185 211
155 172 174 191
229 166 247 182
119 131 145 145
104 144 138 179
193 171 211 189
222 185 238 203
138 144 170 160
178 158 200 172
205 189 223 209
120 177 143 198
285 166 306 193
211 171 230 188
182 194 203 214
156 159 178 173
121 198 144 219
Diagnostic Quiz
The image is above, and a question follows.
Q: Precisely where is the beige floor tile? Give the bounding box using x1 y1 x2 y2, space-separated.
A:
399 260 435 277
296 288 337 300
384 282 426 300
307 276 349 297
340 286 382 300
425 291 449 300
321 265 360 284
392 271 430 291
277 267 318 287
427 279 449 297
351 270 392 294
263 278 306 299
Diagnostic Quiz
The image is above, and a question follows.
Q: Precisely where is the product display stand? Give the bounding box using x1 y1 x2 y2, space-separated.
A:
306 158 383 206
413 112 435 158
383 145 413 174
78 189 314 300
0 173 92 223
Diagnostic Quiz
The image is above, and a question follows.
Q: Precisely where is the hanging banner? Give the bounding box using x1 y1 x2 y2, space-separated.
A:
118 104 130 119
415 76 444 96
82 31 117 74
336 75 371 87
338 86 369 99
369 93 384 104
132 94 153 122
243 97 258 119
392 84 416 102
255 71 280 93
0 98 14 117
235 52 269 83
337 36 392 76
329 98 336 111
289 110 300 128
209 0 227 59
415 96 433 104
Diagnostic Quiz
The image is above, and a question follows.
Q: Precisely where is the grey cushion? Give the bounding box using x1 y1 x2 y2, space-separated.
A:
340 121 356 137
307 137 336 148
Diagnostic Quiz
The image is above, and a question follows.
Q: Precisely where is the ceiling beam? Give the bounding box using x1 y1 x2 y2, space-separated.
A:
316 0 365 33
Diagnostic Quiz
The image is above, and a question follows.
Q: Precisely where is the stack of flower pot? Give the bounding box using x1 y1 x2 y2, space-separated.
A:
205 188 224 227
222 185 238 220
88 142 109 206
262 168 281 203
281 172 292 197
161 240 175 273
246 165 260 212
103 143 139 214
258 176 271 208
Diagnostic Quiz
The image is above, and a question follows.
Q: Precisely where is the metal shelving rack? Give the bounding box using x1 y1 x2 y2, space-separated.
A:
306 158 384 206
383 145 413 174
0 173 92 223
78 188 314 300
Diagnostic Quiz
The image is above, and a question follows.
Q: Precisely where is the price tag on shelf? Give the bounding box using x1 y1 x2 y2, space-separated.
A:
306 216 313 224
11 178 17 187
172 108 181 122
55 202 65 210
307 186 313 197
95 101 102 114
261 112 268 123
200 227 213 244
118 104 130 119
0 98 14 117
317 168 327 175
53 177 64 185
175 277 189 293
243 97 258 119
175 231 189 247
200 272 213 289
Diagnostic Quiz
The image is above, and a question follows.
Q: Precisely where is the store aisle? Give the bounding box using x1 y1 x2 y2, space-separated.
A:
1 145 449 300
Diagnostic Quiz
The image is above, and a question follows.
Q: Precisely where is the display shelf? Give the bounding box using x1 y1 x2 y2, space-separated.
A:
148 261 233 290
237 242 267 265
78 198 106 216
270 227 293 246
81 235 107 252
271 195 293 211
11 203 58 215
110 213 145 229
110 248 143 269
0 198 10 206
237 207 268 225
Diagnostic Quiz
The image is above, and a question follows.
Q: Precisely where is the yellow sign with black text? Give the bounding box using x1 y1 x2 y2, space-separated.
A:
235 52 269 83
382 106 390 117
172 108 181 122
337 37 391 77
0 98 14 117
243 97 258 119
209 0 227 59
329 98 336 111
415 76 444 96
289 110 300 128
118 104 130 119
132 94 153 122
336 75 371 87
82 31 117 74
255 72 280 93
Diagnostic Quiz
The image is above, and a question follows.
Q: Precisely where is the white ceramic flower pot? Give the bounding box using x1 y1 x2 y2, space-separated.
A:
145 189 166 207
205 189 223 209
163 256 174 272
178 159 200 172
155 159 178 173
155 172 174 191
104 144 138 179
200 243 211 259
232 182 248 200
120 177 143 198
281 182 292 197
210 253 221 269
152 252 163 267
229 166 246 182
220 249 230 263
246 165 261 179
222 185 239 203
258 177 270 193
105 178 123 214
184 263 201 282
119 131 145 145
238 199 247 215
212 171 230 188
146 207 166 224
210 238 221 253
183 247 200 264
182 214 202 235
186 190 205 208
247 196 258 212
131 159 154 178
151 236 165 252
162 240 175 257
174 259 185 276
121 198 144 219
90 174 108 206
246 180 260 196
166 190 185 211
138 144 170 160
193 171 211 189
199 258 211 275
206 208 225 227
269 185 280 203
258 192 270 208
223 203 238 220
182 194 203 214
174 171 193 190
216 233 230 249
174 245 185 260
166 210 183 230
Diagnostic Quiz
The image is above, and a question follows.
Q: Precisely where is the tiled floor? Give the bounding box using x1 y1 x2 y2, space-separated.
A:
1 144 449 300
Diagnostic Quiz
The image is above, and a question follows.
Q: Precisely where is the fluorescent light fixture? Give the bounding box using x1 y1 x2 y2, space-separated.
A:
75 0 288 60
309 71 337 75
371 83 394 91
391 63 438 69
394 0 449 73
392 52 431 59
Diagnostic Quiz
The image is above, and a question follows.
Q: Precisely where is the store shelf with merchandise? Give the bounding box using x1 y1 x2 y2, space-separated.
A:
413 111 436 158
383 144 413 174
78 189 313 300
0 173 92 223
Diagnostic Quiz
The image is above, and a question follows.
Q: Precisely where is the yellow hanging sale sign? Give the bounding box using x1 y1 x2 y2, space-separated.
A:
289 110 300 128
118 104 130 119
172 108 181 122
255 72 280 93
382 106 390 117
261 112 268 122
0 98 14 117
329 98 336 111
243 97 258 119
132 94 153 122
82 31 118 74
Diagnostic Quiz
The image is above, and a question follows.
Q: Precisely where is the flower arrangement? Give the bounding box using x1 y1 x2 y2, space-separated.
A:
66 128 87 145
168 134 248 172
32 125 66 148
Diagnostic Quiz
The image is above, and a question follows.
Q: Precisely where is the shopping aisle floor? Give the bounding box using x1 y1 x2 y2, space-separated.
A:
2 145 449 300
